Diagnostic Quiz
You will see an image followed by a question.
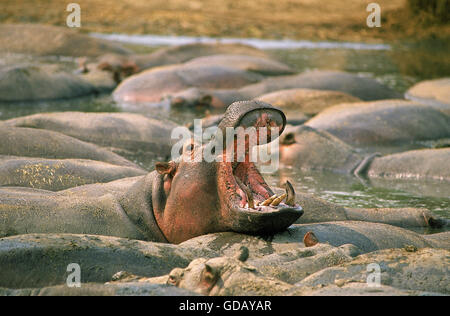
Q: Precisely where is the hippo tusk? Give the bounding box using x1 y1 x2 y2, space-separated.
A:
235 177 255 209
261 194 277 206
270 193 286 206
285 181 295 206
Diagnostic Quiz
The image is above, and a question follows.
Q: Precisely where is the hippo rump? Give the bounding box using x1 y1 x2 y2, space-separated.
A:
0 24 131 57
5 112 178 160
113 64 263 104
0 101 303 243
405 78 450 113
305 100 450 148
0 64 96 102
168 70 401 108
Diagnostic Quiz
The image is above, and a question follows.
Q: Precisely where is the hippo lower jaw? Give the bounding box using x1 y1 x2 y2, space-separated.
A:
220 160 304 235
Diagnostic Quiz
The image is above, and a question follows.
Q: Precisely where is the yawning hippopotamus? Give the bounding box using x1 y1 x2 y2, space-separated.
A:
0 101 303 243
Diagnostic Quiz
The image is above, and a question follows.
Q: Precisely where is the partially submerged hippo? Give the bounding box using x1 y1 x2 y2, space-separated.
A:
184 54 295 76
0 126 138 168
306 100 450 148
168 70 401 108
130 43 269 70
296 248 450 295
256 88 361 116
279 125 450 182
0 101 303 243
405 78 450 112
5 112 178 160
0 64 96 102
0 24 131 57
0 156 145 191
113 64 263 103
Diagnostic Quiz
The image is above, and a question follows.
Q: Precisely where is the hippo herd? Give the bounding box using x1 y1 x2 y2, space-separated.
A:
0 24 449 296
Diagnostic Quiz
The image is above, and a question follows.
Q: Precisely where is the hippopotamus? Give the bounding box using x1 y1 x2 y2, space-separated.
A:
0 126 139 168
256 88 361 116
278 125 450 183
366 148 450 181
0 156 146 191
296 248 450 295
5 112 178 160
305 100 450 148
168 70 401 108
405 78 450 113
183 54 295 76
0 24 131 57
0 64 96 102
0 101 303 243
130 43 270 70
113 64 264 103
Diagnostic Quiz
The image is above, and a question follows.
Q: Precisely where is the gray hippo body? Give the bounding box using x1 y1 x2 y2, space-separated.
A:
305 100 450 148
405 78 450 113
184 54 295 76
0 64 96 102
0 156 145 191
5 112 178 160
0 126 138 168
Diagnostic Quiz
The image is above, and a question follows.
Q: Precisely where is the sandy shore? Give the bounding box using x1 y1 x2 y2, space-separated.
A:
1 0 449 42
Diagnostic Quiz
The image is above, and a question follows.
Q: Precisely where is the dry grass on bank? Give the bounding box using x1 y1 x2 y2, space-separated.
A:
0 0 449 42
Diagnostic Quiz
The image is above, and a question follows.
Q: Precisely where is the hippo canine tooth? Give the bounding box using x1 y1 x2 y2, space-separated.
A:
235 177 255 209
285 181 295 206
270 193 286 206
261 194 277 206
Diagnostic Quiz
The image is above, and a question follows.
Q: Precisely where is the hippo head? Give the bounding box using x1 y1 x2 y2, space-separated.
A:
169 88 224 108
151 101 303 243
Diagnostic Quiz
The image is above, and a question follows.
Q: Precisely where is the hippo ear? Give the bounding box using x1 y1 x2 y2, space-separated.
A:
201 264 219 286
155 161 176 176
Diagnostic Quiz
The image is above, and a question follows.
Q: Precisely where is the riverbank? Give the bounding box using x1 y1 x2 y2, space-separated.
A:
1 0 449 43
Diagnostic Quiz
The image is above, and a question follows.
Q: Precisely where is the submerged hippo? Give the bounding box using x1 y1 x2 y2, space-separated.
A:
0 156 145 191
0 64 96 102
168 70 401 108
130 43 269 70
0 126 138 168
5 112 178 160
256 88 361 116
0 101 303 243
405 78 450 112
279 125 450 182
184 54 295 76
306 100 450 148
0 24 131 57
113 64 263 103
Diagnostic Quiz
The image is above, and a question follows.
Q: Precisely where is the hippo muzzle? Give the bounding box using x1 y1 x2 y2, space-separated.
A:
150 101 303 243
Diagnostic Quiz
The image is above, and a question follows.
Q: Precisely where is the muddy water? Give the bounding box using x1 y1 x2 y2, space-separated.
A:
0 37 449 222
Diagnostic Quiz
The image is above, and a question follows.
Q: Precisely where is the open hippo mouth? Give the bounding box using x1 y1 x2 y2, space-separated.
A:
217 101 304 235
223 160 303 235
